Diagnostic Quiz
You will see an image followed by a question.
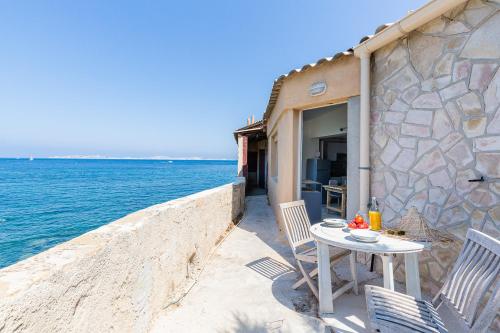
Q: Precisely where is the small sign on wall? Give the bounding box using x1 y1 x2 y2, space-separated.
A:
309 81 327 96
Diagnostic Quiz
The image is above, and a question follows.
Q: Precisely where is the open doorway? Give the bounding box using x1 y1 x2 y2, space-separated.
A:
247 140 267 196
300 103 348 222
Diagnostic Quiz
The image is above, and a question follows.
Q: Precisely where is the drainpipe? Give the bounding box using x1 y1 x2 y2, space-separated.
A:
353 0 469 212
358 50 371 213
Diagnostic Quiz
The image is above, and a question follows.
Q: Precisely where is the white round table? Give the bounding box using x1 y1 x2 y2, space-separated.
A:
310 223 427 315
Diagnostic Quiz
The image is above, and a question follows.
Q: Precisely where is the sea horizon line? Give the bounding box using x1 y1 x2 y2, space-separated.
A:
0 156 237 161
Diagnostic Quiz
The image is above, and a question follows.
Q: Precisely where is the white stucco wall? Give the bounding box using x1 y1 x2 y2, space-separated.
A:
0 178 245 333
237 135 245 176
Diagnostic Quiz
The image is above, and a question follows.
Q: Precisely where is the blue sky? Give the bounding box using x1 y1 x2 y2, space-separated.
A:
0 0 427 159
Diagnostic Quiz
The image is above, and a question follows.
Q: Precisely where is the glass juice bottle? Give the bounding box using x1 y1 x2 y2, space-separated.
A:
369 197 382 231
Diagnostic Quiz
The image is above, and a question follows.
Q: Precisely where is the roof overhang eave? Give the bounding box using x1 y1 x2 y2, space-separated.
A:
353 0 468 57
233 125 266 142
262 51 354 122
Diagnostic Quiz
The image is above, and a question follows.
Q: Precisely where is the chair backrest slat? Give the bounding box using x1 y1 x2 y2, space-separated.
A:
439 229 500 331
444 241 478 301
464 256 499 324
279 201 313 250
452 245 486 306
456 249 493 313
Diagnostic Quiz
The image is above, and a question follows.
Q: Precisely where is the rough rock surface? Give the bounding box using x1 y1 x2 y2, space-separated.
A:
370 0 500 293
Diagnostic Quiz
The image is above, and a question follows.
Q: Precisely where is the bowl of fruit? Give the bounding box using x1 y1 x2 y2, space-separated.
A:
347 214 369 229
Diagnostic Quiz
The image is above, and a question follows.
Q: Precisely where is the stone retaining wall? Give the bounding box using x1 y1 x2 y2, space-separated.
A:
369 0 500 293
0 178 245 333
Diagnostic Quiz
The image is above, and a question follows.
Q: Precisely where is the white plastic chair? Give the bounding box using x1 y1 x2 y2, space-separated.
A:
279 200 351 299
365 228 500 333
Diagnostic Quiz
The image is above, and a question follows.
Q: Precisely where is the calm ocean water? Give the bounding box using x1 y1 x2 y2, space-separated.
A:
0 158 236 268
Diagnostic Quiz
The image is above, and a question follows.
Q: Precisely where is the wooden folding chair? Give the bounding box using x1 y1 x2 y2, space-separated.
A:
279 200 351 299
365 228 500 333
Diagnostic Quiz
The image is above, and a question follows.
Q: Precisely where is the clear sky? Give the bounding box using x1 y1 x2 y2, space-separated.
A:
0 0 427 159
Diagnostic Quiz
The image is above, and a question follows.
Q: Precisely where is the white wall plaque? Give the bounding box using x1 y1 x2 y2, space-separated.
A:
309 81 327 96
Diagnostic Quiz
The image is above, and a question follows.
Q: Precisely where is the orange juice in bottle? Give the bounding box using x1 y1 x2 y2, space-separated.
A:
369 197 382 231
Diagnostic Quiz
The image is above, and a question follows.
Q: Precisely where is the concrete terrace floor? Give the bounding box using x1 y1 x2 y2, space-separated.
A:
150 195 439 333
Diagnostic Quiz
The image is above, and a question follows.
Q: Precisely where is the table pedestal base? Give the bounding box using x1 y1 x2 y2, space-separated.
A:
311 224 426 314
377 252 422 299
404 252 421 299
318 244 359 315
381 254 394 291
318 242 334 314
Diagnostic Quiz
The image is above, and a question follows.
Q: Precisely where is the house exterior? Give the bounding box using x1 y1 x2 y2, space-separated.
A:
263 53 361 222
234 120 267 193
234 0 500 293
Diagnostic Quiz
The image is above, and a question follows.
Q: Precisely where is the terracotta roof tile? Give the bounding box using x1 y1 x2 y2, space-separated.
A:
260 21 393 122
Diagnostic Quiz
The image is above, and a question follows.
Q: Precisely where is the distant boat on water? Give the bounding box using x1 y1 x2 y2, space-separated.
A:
29 157 34 161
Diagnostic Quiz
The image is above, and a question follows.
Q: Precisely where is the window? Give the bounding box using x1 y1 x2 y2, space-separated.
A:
271 133 278 180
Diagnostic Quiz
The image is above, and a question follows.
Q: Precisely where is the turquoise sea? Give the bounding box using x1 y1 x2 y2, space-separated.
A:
0 158 236 268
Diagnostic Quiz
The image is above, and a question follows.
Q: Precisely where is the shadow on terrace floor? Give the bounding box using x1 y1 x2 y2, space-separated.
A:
236 196 469 333
152 195 383 333
243 194 473 333
235 195 381 333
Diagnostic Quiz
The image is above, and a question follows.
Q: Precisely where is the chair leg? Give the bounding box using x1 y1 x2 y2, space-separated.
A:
350 251 358 295
292 277 305 290
331 269 342 285
294 249 350 295
296 260 319 299
292 262 342 289
331 259 342 285
293 253 344 289
292 267 318 289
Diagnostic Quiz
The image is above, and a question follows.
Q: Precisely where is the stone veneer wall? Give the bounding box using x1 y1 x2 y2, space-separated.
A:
369 0 500 293
0 179 245 333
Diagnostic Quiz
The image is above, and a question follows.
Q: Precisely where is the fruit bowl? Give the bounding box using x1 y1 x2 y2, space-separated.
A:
347 214 369 230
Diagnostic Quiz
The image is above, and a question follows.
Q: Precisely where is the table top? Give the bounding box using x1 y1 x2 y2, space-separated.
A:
310 223 426 254
323 185 347 191
302 179 323 185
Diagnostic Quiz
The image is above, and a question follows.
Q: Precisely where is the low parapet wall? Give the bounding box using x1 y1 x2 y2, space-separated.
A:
0 178 245 333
